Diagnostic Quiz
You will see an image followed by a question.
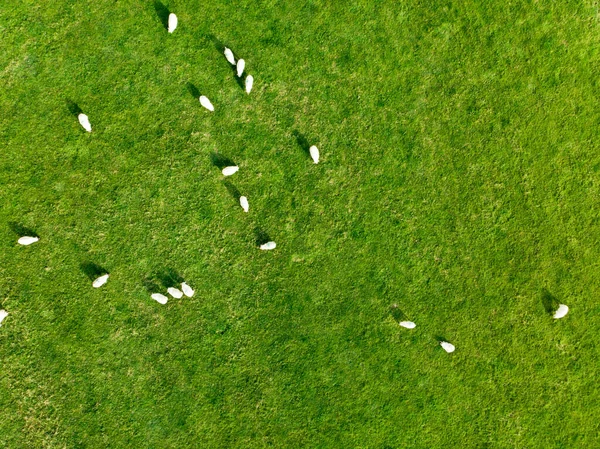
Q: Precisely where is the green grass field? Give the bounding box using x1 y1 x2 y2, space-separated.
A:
2 0 600 447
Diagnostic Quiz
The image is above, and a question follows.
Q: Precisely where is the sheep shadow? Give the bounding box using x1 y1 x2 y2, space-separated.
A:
142 269 183 293
541 289 559 315
186 82 200 99
292 130 312 159
8 222 38 238
208 34 226 54
207 35 245 90
153 0 170 30
254 226 271 246
210 152 236 170
156 269 183 288
232 70 246 91
142 276 161 294
434 336 451 347
65 99 83 117
223 180 241 202
80 261 108 281
389 303 407 323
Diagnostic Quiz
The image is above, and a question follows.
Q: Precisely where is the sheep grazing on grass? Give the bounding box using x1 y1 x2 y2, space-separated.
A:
78 113 92 132
167 287 183 299
245 75 254 94
92 274 109 288
199 95 214 112
222 166 239 176
440 341 455 353
236 59 245 77
168 13 178 33
181 282 194 297
0 310 8 326
18 236 39 246
224 47 235 65
399 321 416 329
151 293 168 304
260 241 276 250
553 304 569 319
309 145 320 164
240 196 249 212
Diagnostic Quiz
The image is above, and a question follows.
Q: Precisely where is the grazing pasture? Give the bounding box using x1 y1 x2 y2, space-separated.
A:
0 0 599 447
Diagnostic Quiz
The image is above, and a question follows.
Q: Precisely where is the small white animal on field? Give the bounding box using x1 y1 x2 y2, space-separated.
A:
553 304 569 319
18 236 39 246
260 241 276 250
309 145 320 164
236 59 245 77
151 293 168 304
399 321 416 329
92 274 109 288
168 13 178 33
222 166 239 176
224 47 235 65
78 113 92 132
440 341 455 353
0 310 8 326
181 282 194 297
245 75 254 94
167 287 183 299
199 95 214 112
240 196 249 212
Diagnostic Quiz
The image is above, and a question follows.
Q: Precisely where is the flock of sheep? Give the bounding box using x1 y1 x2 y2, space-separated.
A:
1 11 570 355
3 11 320 327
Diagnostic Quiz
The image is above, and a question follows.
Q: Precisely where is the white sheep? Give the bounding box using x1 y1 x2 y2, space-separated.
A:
199 95 214 112
78 113 92 132
167 287 183 299
240 196 249 212
309 145 320 164
151 293 168 304
222 166 239 176
553 304 569 319
18 236 39 246
181 282 194 297
168 13 178 33
245 75 254 94
260 241 276 250
224 47 235 65
236 59 245 77
0 310 8 326
92 274 109 288
440 341 455 353
399 321 416 329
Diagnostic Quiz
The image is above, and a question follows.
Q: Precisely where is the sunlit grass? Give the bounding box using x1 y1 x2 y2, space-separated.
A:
0 1 599 447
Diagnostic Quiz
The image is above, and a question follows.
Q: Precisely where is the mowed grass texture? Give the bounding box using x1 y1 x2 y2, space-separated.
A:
1 0 600 447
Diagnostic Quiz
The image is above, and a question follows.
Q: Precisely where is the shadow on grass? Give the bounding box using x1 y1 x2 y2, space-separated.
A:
154 0 170 30
210 152 236 170
389 303 407 322
157 269 183 288
8 222 38 238
143 269 182 292
223 180 241 201
541 289 559 314
65 99 82 117
233 72 246 91
142 276 161 293
207 34 245 91
254 226 271 246
80 261 108 281
208 34 226 54
292 130 312 159
186 82 200 99
224 54 245 91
